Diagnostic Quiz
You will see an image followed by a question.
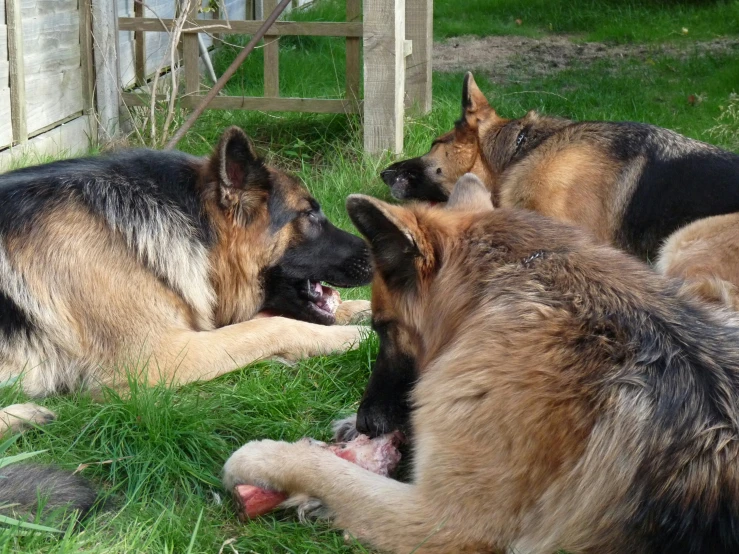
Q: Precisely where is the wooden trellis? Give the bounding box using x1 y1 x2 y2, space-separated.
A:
97 0 432 153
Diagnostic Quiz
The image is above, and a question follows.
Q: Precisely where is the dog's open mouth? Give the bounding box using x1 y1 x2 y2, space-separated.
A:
306 280 341 319
259 268 351 325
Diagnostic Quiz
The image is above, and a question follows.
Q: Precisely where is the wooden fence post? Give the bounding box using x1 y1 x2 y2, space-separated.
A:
134 0 146 86
363 0 405 154
404 0 431 113
263 0 279 97
7 0 27 145
345 0 360 107
183 0 201 95
91 0 123 142
80 0 98 145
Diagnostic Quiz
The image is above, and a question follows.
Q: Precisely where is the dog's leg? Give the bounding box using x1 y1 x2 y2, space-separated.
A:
145 317 366 387
0 403 56 436
223 439 496 554
334 300 372 325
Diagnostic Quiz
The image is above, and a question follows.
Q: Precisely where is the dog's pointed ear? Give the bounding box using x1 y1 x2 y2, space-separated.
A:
210 126 270 218
462 72 493 130
213 126 265 188
446 173 494 212
347 195 424 291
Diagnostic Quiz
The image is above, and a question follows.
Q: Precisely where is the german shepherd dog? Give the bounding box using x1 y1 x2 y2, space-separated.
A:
381 72 739 312
0 125 373 436
224 176 739 554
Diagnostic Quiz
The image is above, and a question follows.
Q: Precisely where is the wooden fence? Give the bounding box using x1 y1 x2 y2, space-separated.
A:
0 0 430 162
105 0 432 153
0 0 96 166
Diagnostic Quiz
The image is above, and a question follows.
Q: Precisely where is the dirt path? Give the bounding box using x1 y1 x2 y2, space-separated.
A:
433 35 739 82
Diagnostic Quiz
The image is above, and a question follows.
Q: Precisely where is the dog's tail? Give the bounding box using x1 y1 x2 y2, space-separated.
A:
0 464 99 521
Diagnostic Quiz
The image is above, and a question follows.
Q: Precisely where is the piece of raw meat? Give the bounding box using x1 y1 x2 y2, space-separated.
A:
232 432 402 520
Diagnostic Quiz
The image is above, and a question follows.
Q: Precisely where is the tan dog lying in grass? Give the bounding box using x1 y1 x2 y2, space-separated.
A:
224 175 739 554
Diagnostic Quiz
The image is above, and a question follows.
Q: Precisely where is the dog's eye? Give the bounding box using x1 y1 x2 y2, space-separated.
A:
516 130 526 148
436 168 442 175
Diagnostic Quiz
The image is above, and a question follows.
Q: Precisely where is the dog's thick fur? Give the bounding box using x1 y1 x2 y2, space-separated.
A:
224 178 739 554
0 464 99 522
381 72 739 310
0 126 372 515
0 125 371 404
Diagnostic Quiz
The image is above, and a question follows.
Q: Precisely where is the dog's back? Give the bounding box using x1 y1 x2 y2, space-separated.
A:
417 209 739 553
0 150 218 395
0 149 216 319
380 73 739 312
335 188 739 553
549 121 739 257
496 118 739 256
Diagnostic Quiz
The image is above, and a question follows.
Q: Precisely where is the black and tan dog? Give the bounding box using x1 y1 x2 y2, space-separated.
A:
0 126 372 436
225 177 739 554
381 72 739 312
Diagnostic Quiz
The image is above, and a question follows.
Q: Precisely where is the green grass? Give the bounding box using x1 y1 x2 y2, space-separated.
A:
434 0 739 43
2 0 739 552
211 0 354 99
0 338 378 553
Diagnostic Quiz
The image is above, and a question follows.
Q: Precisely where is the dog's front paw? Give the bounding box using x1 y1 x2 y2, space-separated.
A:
223 439 289 492
0 403 56 435
334 300 372 325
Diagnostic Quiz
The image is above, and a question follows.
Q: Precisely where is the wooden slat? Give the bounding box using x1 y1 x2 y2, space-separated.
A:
118 17 363 37
0 90 13 149
0 4 7 149
183 0 201 95
27 111 84 141
345 0 360 104
92 0 122 141
134 0 146 85
122 92 361 113
6 0 26 144
210 0 223 48
20 0 77 18
363 0 405 154
0 115 93 170
25 68 84 135
80 0 96 136
0 25 7 64
404 0 432 113
23 46 80 75
22 10 79 50
263 0 279 97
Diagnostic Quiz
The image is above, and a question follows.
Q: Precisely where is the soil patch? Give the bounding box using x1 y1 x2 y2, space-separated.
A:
433 35 739 82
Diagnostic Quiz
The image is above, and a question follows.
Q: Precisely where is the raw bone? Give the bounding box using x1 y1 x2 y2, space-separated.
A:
233 433 402 520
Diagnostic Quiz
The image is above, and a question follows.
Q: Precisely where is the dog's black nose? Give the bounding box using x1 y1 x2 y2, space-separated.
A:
380 168 397 186
356 404 403 439
355 409 382 438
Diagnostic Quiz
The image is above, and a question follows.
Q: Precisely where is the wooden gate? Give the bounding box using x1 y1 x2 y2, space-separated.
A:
95 0 432 153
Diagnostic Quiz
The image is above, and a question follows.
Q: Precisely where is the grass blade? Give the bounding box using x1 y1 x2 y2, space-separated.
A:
0 450 46 470
0 512 62 533
184 508 204 554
